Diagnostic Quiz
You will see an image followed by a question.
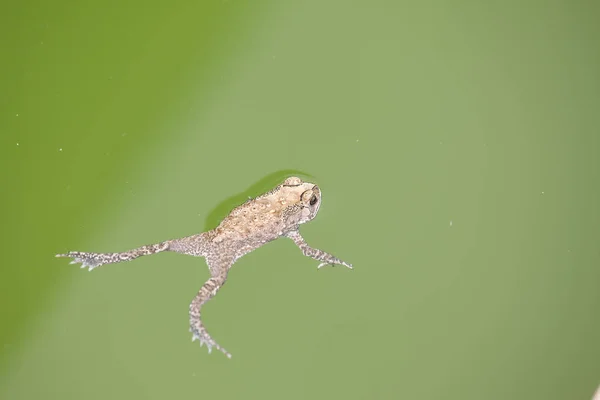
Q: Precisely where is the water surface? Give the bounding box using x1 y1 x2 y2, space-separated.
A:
1 1 599 399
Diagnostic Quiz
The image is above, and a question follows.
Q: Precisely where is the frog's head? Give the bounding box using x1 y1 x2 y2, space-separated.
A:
280 176 322 226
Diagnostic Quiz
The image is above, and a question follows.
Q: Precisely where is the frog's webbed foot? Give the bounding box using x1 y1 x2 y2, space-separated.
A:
189 271 231 358
190 323 231 359
56 252 105 271
56 242 170 271
317 259 353 269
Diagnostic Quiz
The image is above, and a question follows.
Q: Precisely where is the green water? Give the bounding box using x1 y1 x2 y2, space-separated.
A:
2 1 599 399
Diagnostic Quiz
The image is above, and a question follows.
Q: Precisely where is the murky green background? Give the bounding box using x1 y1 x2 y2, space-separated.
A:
2 0 599 399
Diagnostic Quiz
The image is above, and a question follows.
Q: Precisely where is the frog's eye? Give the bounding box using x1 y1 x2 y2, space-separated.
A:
301 190 315 204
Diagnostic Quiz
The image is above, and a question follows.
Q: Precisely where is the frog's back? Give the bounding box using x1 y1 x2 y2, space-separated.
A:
207 177 319 253
209 191 285 246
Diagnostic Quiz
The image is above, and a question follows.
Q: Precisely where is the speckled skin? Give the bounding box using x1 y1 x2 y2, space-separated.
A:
56 177 352 358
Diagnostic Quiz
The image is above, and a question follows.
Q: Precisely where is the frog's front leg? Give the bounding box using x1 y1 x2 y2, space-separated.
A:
285 230 352 269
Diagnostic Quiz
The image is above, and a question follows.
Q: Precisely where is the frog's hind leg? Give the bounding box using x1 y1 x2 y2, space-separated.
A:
56 233 211 271
56 241 171 271
189 268 231 358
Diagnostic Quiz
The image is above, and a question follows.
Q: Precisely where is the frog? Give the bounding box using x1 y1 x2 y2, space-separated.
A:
56 176 352 358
